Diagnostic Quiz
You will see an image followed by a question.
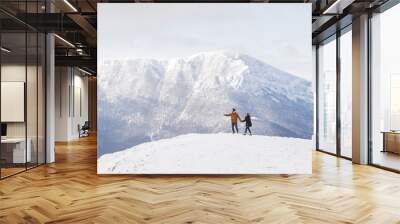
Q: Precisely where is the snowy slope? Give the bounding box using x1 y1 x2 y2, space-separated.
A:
98 50 313 156
98 133 312 174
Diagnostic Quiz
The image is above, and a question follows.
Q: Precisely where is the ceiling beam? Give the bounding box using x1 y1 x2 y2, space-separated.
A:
323 0 356 14
55 55 96 71
67 13 97 46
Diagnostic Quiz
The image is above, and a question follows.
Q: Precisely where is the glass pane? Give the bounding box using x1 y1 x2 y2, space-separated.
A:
340 30 352 158
318 37 337 154
371 4 400 171
38 33 45 165
27 31 38 169
312 45 317 147
0 1 46 178
1 32 27 177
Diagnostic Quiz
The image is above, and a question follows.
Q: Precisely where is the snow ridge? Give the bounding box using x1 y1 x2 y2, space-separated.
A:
98 133 312 174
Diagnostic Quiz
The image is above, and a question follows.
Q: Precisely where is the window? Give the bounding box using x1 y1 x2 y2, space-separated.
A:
340 29 352 158
318 37 337 154
370 3 400 171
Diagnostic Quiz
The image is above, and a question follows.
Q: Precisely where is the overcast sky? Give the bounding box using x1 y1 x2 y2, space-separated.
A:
98 3 312 80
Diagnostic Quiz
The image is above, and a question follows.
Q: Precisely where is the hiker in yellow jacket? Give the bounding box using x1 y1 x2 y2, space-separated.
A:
224 108 241 134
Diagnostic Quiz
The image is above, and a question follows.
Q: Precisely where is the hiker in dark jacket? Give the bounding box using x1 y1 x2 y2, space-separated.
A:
241 113 252 135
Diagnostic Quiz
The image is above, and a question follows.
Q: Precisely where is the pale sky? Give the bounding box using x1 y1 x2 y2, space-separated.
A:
98 3 312 80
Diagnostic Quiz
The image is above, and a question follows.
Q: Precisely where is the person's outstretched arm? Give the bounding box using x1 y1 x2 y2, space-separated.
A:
224 113 231 116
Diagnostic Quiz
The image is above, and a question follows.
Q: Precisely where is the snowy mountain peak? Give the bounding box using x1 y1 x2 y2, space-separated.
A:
187 49 241 60
99 50 311 103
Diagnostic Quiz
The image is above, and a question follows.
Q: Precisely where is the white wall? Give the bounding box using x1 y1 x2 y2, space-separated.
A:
55 66 69 141
71 72 89 138
1 65 26 139
55 67 89 141
1 65 39 138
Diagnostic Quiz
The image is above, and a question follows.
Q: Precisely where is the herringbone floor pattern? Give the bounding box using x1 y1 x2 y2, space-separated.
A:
1 135 400 224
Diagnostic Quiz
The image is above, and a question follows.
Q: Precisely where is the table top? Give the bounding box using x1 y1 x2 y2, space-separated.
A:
1 138 28 143
381 131 400 134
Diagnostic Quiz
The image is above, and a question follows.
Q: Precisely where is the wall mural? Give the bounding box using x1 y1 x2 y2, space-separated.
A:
97 3 314 174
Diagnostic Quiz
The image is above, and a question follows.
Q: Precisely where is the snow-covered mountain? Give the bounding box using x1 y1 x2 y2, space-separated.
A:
98 133 312 174
98 50 313 156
